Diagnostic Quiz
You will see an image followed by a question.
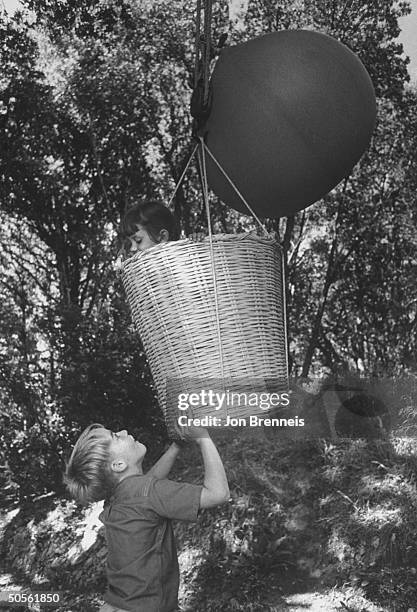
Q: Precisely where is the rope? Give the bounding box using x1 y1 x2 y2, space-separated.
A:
191 0 213 135
280 246 290 382
202 141 270 236
167 143 199 209
166 0 273 406
197 136 226 408
203 0 212 107
193 0 202 89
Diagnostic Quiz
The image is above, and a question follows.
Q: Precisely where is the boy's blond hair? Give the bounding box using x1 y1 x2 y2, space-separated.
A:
64 423 115 505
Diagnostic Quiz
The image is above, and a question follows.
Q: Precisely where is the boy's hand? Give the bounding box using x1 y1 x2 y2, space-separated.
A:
183 425 210 441
174 420 210 442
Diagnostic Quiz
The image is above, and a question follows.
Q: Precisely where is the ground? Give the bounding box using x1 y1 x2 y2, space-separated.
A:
1 432 417 611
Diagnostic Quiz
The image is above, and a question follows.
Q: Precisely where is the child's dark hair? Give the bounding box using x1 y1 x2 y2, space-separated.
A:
121 201 180 243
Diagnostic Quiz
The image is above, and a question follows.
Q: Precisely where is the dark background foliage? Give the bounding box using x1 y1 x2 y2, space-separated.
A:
0 0 415 505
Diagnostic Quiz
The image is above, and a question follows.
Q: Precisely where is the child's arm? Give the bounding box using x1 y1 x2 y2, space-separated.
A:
146 443 180 479
183 427 229 509
198 436 230 508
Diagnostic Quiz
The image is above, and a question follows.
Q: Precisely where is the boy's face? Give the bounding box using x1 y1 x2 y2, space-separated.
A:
104 429 147 473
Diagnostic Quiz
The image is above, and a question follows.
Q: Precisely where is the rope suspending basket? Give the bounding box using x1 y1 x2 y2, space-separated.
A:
120 1 291 435
121 232 288 435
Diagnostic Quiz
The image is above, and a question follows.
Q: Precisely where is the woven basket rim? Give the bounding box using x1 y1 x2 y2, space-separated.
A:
120 229 288 434
121 231 281 270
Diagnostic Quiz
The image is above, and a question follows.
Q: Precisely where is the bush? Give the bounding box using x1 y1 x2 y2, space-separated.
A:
0 401 70 501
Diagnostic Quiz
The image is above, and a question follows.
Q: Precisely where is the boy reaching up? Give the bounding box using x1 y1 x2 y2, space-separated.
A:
64 425 229 612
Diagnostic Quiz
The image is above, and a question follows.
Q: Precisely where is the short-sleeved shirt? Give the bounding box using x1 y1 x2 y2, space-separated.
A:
99 475 202 612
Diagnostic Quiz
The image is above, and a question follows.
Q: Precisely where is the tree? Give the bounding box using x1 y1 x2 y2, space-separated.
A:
0 0 415 499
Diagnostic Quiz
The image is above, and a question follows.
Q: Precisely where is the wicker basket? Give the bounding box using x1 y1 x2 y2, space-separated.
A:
120 233 288 434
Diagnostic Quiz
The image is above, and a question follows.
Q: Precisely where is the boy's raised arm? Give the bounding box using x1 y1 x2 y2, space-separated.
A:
146 442 180 479
194 430 229 509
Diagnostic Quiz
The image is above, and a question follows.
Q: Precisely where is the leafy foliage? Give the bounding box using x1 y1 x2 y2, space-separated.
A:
0 0 415 505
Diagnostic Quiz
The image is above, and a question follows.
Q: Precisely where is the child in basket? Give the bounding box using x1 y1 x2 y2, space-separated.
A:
117 201 204 263
64 424 229 612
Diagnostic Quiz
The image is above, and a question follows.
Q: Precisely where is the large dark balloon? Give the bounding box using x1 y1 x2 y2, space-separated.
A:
204 30 376 218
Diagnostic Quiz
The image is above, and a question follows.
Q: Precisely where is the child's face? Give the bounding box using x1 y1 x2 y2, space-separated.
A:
127 224 157 253
105 428 147 469
127 224 169 253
